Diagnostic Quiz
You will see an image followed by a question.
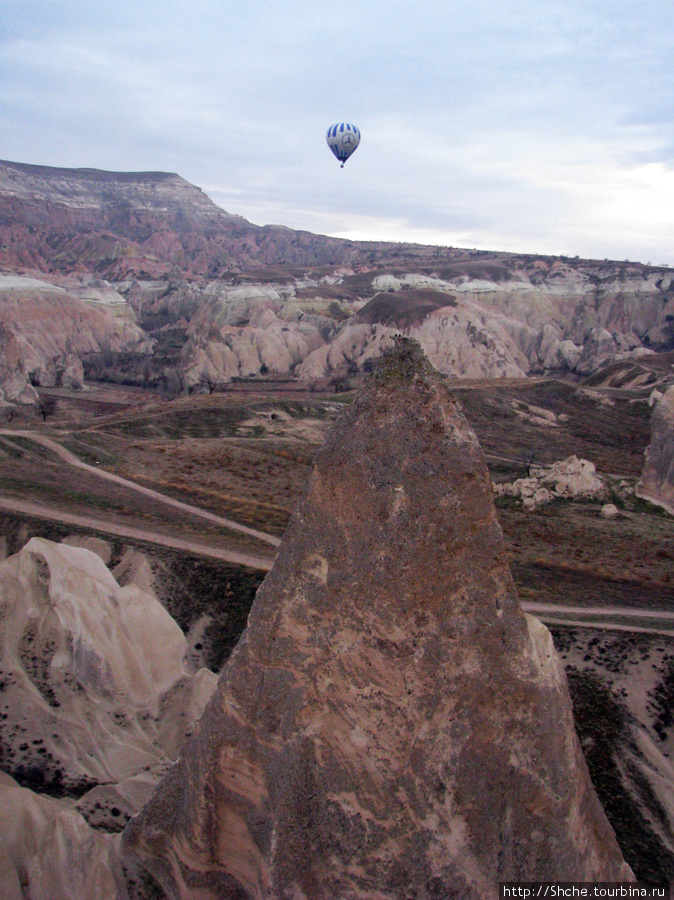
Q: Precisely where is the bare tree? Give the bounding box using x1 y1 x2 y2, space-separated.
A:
199 370 221 394
520 447 539 479
36 396 58 423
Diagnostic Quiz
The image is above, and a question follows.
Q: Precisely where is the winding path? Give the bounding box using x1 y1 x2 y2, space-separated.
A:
0 429 281 548
2 430 672 634
520 601 674 636
0 495 274 571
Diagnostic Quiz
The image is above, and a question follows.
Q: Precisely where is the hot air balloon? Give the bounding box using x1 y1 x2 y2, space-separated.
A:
326 122 361 167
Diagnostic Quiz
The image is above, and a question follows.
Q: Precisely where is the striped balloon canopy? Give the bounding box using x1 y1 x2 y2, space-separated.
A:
326 123 361 167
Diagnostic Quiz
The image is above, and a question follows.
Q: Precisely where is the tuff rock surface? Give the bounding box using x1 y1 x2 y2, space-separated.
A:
0 770 125 900
3 159 674 405
0 538 217 810
0 160 674 406
0 538 220 898
0 274 149 403
493 455 609 510
637 384 674 515
124 339 632 898
181 265 674 387
0 159 369 279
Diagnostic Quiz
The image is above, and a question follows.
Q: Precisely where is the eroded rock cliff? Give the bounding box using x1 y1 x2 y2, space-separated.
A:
0 274 149 403
0 159 376 278
0 538 219 898
179 264 674 387
124 339 632 898
637 385 674 515
3 160 674 400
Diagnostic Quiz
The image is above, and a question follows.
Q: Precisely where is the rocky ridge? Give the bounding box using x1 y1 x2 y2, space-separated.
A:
176 263 674 390
0 274 149 403
2 160 674 402
124 340 632 898
0 158 427 279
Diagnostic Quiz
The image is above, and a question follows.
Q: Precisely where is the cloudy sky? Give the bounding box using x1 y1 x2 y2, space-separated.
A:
3 0 674 264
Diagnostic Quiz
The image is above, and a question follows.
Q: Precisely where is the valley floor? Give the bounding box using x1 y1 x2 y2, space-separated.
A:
1 375 674 882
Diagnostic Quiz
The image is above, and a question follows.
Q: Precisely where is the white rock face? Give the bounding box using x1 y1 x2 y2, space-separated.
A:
650 388 665 407
494 456 608 510
181 283 335 385
0 538 219 898
0 275 68 293
0 771 124 900
0 276 149 401
296 301 530 381
178 264 674 387
0 538 217 793
372 273 451 292
3 260 668 400
60 535 112 564
69 280 128 306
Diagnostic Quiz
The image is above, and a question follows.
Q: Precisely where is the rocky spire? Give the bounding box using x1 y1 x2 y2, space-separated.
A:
124 337 633 898
637 385 674 515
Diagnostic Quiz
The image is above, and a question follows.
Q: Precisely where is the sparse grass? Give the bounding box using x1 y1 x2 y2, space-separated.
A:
60 438 119 467
2 437 56 462
632 496 670 518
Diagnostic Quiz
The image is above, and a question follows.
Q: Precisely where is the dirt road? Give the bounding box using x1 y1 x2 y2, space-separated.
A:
0 429 281 548
0 495 274 571
3 431 671 633
520 601 674 636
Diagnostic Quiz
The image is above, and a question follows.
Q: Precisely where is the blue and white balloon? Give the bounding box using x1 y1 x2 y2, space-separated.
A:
326 123 361 167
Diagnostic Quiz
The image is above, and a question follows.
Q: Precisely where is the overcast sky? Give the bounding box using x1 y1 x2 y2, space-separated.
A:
3 0 674 264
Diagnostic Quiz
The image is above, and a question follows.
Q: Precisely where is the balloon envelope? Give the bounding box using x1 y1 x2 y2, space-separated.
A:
326 123 361 167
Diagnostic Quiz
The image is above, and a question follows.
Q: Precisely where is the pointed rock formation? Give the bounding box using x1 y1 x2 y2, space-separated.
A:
124 338 633 898
637 384 674 515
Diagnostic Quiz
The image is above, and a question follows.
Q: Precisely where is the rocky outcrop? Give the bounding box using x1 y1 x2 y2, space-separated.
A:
179 282 332 386
0 771 125 900
0 159 413 279
0 538 220 898
0 538 217 810
494 455 609 510
0 274 149 402
124 339 632 898
637 385 674 515
179 264 674 386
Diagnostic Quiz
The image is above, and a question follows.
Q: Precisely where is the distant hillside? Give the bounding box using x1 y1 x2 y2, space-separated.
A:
2 159 674 406
0 159 475 279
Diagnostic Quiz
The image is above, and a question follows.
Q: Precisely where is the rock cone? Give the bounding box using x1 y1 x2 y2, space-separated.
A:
124 338 633 898
637 384 674 515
